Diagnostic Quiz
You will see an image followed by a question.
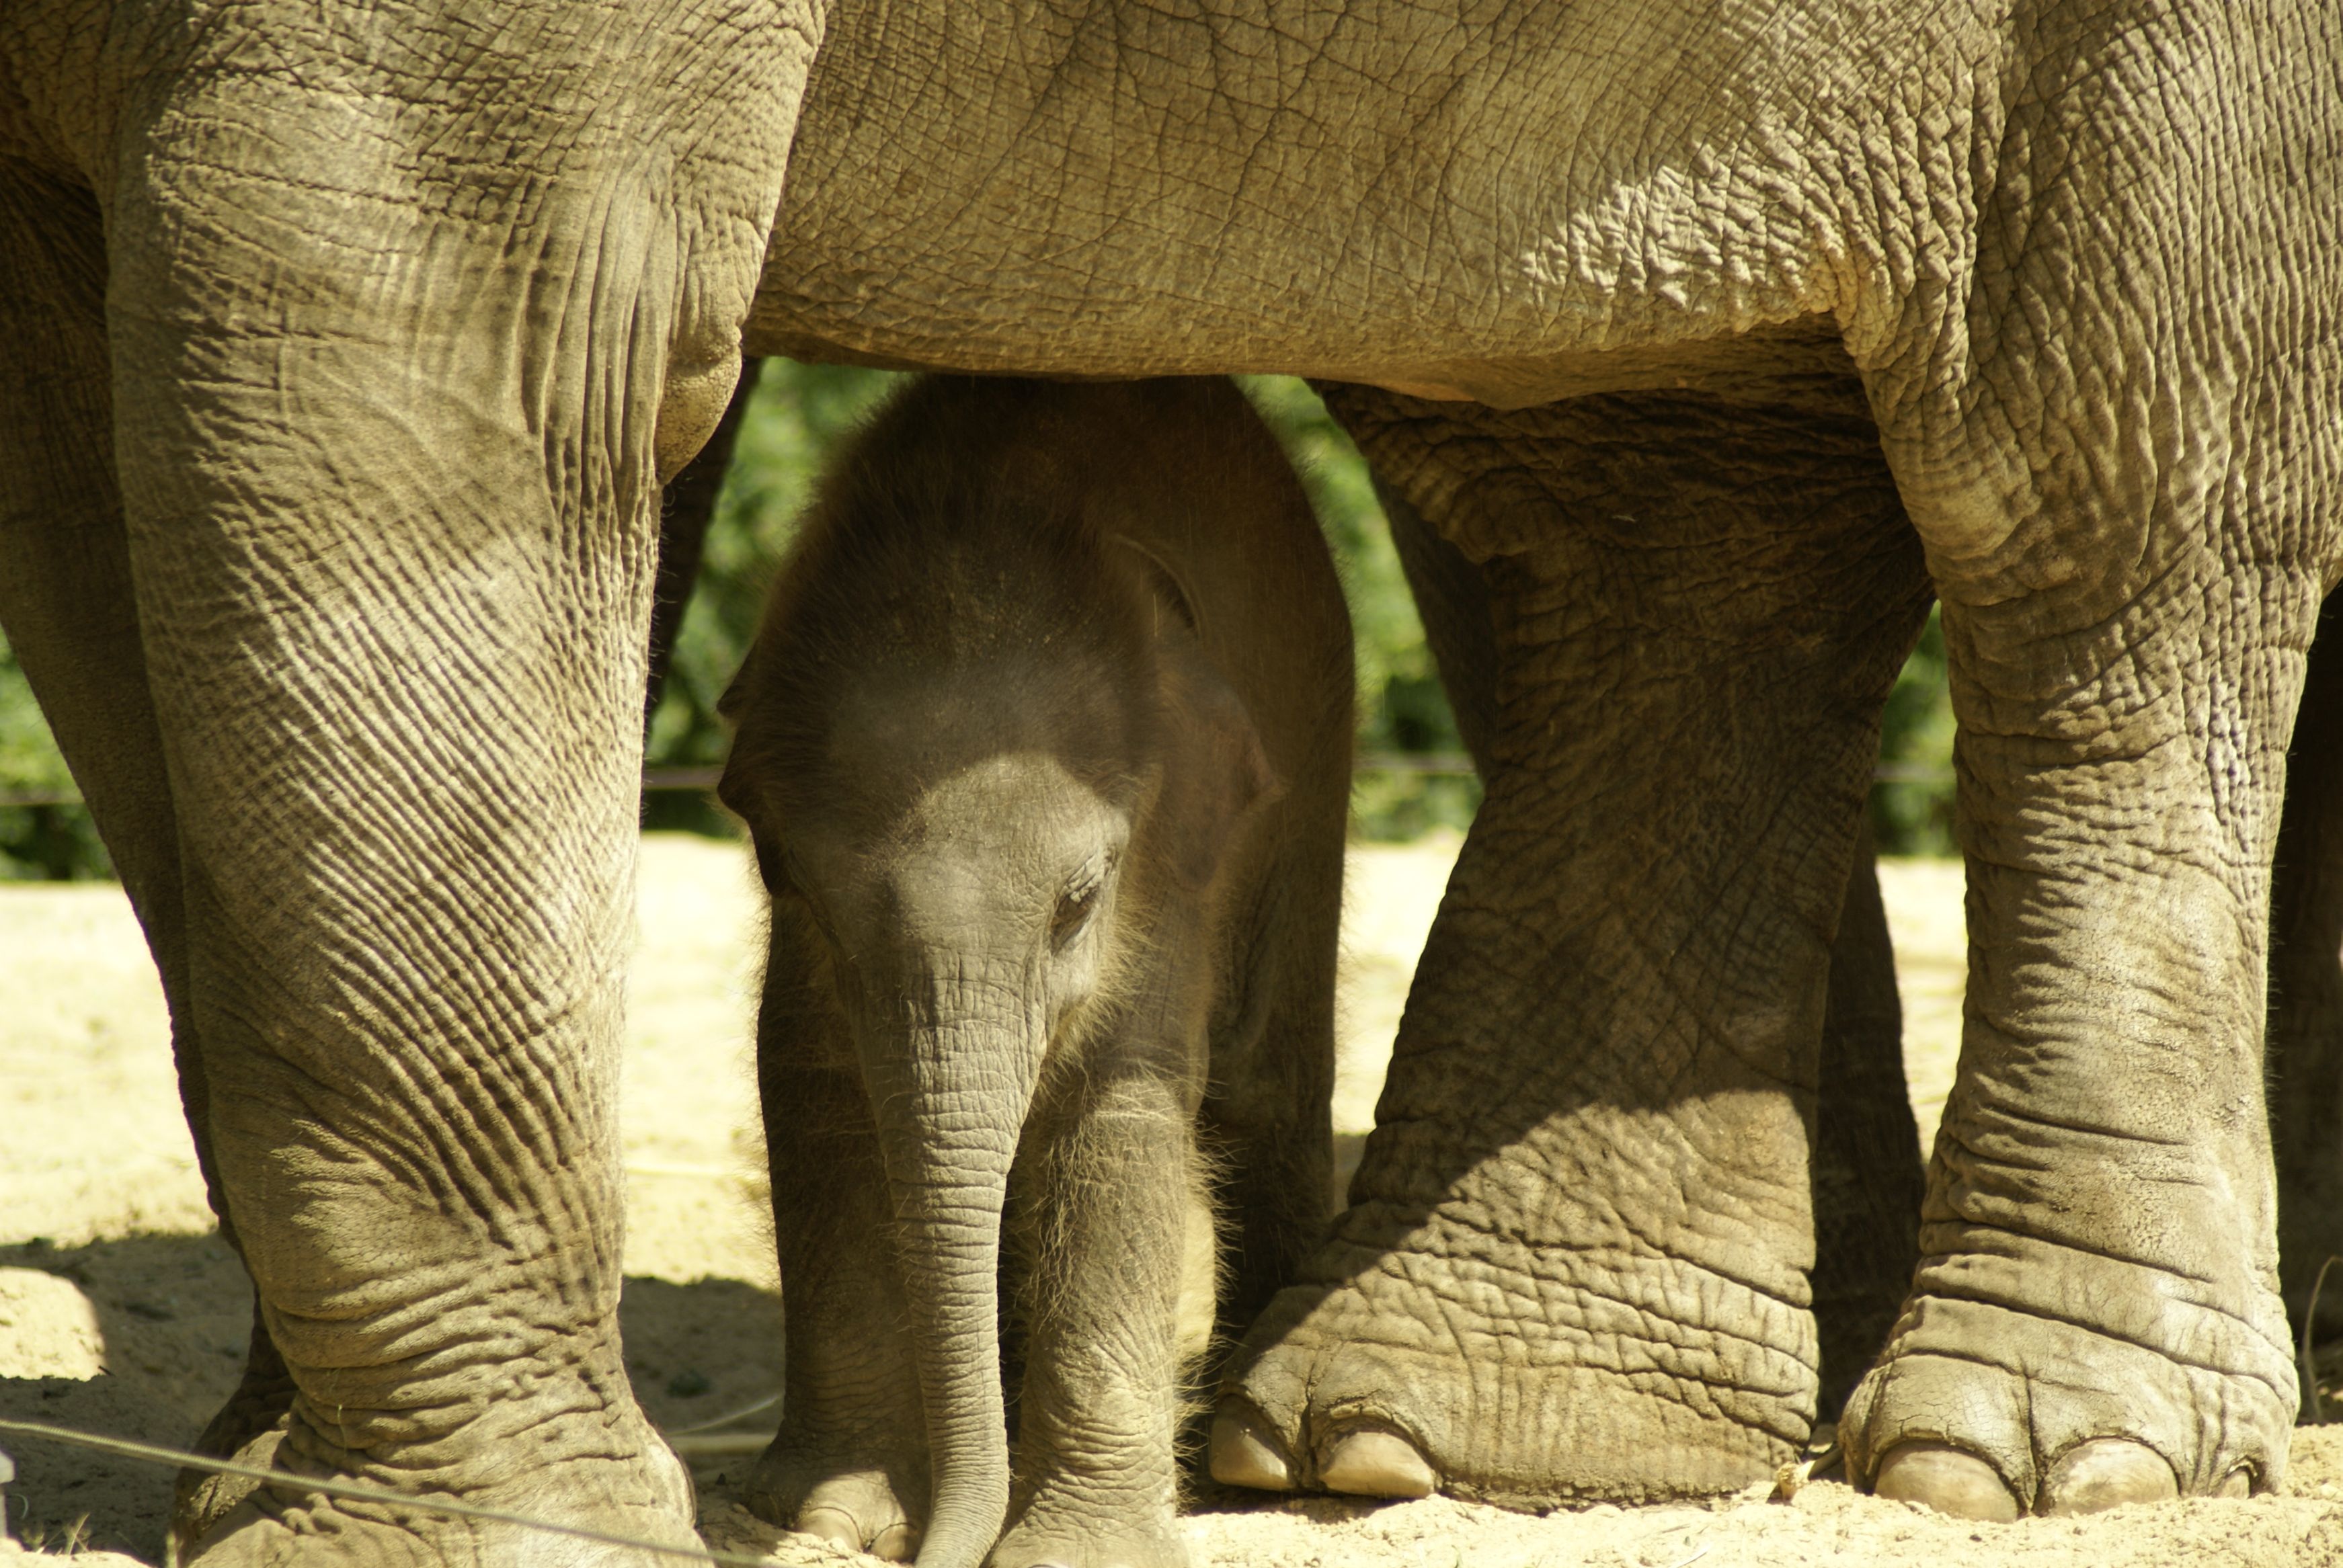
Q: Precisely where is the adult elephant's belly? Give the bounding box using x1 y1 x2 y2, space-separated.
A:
748 0 1878 401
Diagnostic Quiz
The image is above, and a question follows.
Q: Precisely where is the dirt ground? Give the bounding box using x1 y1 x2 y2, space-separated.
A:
5 833 2339 1564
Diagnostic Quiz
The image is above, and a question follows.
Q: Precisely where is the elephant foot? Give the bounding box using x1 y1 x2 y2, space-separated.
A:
176 1399 699 1565
746 1436 925 1561
1841 1254 2293 1518
173 1306 300 1558
989 1511 1187 1568
1216 1203 1811 1508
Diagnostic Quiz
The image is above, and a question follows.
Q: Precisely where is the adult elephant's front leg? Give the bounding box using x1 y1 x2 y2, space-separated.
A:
83 12 809 1561
1835 26 2321 1515
1218 376 1933 1505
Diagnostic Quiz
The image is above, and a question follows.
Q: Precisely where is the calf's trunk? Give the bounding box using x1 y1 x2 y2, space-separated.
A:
861 1003 1040 1568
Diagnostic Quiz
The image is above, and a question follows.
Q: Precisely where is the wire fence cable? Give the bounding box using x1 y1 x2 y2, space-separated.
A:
0 1415 784 1567
0 756 1957 809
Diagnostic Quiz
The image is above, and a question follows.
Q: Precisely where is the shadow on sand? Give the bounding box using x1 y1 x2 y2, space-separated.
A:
0 1233 781 1560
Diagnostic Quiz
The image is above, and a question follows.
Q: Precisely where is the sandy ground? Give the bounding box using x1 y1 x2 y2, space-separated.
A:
5 834 2338 1564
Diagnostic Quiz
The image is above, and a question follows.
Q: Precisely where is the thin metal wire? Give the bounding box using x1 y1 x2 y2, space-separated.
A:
0 1415 785 1566
2301 1253 2341 1424
667 1394 781 1437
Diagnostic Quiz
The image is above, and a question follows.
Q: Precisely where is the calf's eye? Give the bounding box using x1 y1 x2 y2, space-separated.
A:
1051 884 1099 950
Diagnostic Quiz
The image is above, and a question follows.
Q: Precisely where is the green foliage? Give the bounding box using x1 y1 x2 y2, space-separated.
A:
1232 376 1481 840
0 633 112 880
0 360 1956 879
1871 607 1956 856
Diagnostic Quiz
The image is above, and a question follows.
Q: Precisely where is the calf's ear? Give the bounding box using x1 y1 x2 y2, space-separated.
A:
1156 645 1283 893
1109 533 1201 634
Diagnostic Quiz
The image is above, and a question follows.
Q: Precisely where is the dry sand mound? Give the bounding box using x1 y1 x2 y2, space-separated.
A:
5 834 2334 1565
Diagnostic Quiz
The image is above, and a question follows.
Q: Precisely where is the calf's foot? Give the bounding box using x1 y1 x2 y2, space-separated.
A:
990 1505 1186 1568
747 1436 925 1560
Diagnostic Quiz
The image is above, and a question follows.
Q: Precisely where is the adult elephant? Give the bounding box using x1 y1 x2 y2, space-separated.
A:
2 0 2336 1559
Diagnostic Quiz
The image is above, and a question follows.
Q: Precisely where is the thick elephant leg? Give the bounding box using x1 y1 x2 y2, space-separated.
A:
744 909 926 1561
2274 592 2343 1377
0 165 298 1538
1838 33 2315 1514
1841 567 2310 1514
65 18 803 1559
1217 370 1932 1506
1809 827 1923 1417
1374 448 1924 1420
113 339 697 1562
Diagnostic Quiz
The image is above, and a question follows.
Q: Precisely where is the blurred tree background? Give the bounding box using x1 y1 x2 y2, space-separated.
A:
0 362 1957 879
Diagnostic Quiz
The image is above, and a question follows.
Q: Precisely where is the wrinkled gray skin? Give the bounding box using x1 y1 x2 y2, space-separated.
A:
1372 482 1928 1423
717 376 1352 1568
1 4 812 1563
2 0 2338 1557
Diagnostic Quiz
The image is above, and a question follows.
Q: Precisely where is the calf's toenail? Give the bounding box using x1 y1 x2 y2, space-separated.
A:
2040 1438 2177 1516
2215 1468 2252 1499
1318 1426 1437 1499
869 1522 918 1560
1872 1442 2021 1522
795 1505 865 1548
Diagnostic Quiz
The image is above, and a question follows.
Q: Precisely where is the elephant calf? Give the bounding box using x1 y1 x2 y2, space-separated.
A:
717 376 1353 1568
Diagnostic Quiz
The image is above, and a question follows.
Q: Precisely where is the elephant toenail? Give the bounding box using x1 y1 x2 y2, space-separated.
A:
1872 1442 2021 1522
794 1505 866 1549
868 1522 918 1561
1210 1404 1294 1491
2215 1467 2253 1499
1318 1424 1437 1499
2040 1438 2177 1516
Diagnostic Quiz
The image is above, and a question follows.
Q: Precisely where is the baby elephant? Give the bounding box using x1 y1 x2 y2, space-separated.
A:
717 376 1353 1568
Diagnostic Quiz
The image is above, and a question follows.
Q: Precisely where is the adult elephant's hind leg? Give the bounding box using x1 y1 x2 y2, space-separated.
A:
1843 560 2311 1518
1217 376 1932 1506
1841 523 2321 1516
0 165 302 1539
1374 451 1924 1422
